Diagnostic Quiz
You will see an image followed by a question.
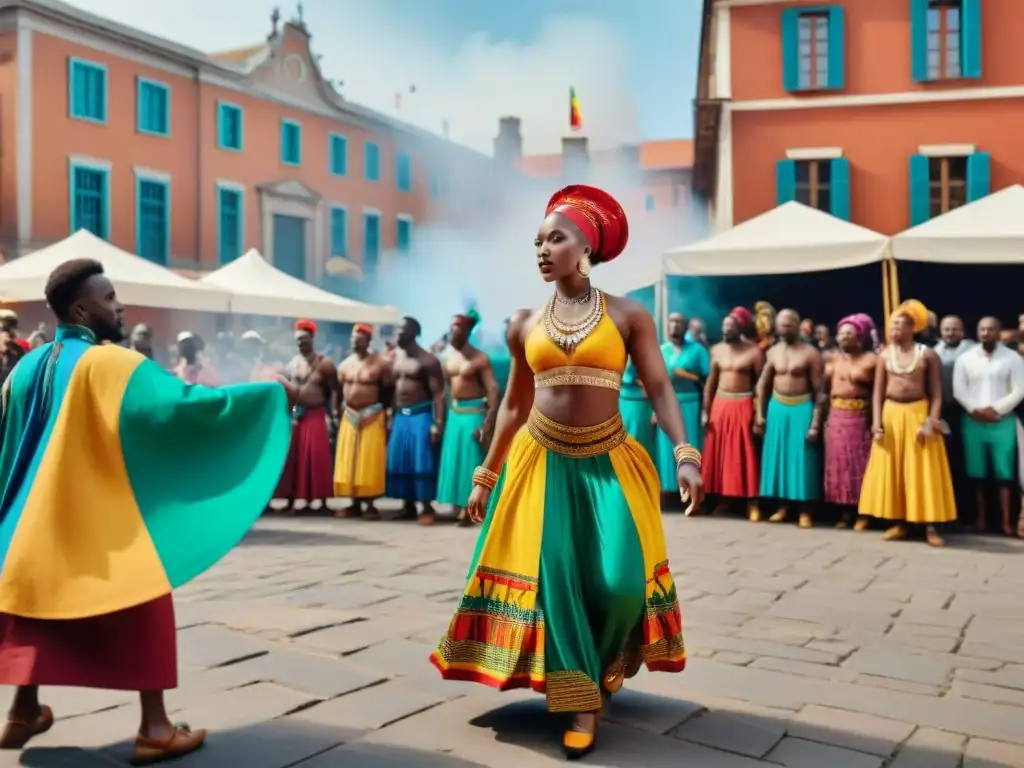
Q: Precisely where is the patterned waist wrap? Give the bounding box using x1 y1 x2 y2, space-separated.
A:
526 408 627 458
534 366 622 392
831 397 869 411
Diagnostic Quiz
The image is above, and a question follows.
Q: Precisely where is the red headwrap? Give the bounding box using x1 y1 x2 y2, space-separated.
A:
545 184 629 264
13 338 29 351
728 306 753 329
294 319 317 336
353 323 373 337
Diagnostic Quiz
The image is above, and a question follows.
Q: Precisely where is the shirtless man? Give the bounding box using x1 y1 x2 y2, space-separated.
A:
702 307 764 520
276 320 338 515
334 324 392 520
859 300 956 546
387 316 446 524
755 309 824 528
436 310 500 525
822 315 877 529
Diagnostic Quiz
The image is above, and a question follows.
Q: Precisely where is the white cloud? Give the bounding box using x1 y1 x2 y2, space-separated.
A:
63 0 641 155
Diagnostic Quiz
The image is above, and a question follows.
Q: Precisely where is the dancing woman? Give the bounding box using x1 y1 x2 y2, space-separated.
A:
430 185 703 759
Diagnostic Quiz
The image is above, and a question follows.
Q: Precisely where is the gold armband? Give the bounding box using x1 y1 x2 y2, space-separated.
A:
472 466 499 490
673 443 702 469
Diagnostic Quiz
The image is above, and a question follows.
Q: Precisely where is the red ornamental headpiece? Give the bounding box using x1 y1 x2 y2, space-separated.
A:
353 323 373 337
545 184 629 264
294 319 317 336
728 306 753 329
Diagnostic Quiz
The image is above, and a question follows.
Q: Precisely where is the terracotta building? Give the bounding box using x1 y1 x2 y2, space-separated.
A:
694 0 1018 235
0 0 493 284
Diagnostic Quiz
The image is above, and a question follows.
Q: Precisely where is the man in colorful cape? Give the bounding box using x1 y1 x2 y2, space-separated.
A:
435 308 500 525
0 260 292 762
276 320 338 514
334 323 392 520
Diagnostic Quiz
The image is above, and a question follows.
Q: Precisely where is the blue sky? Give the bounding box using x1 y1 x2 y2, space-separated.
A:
69 0 702 154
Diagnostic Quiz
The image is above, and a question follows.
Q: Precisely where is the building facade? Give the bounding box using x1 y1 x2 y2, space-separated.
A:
0 0 493 284
694 0 1020 235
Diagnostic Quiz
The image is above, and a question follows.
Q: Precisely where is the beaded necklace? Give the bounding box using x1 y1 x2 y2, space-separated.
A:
544 288 604 353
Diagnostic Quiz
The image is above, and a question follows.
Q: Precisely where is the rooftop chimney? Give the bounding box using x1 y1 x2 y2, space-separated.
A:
561 136 589 182
494 116 522 168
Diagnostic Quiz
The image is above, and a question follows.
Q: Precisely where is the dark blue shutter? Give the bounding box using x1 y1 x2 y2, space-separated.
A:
966 151 991 202
827 7 846 90
910 0 929 82
776 160 796 204
961 0 982 79
908 154 930 226
781 9 801 91
829 158 850 220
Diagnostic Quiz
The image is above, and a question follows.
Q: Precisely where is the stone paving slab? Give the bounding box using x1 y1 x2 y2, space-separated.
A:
3 509 1024 767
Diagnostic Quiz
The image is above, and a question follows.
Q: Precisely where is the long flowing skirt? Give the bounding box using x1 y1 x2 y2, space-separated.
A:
436 399 487 507
386 403 438 502
824 400 872 506
656 392 702 492
759 393 821 502
858 399 957 524
430 409 685 713
620 394 656 460
0 596 177 690
334 404 387 499
276 406 335 501
702 393 759 498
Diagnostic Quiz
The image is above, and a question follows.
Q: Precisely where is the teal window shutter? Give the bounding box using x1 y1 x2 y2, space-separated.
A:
966 151 990 202
781 9 801 91
827 7 845 89
962 0 982 79
910 0 929 82
908 155 930 226
829 158 850 220
776 160 796 204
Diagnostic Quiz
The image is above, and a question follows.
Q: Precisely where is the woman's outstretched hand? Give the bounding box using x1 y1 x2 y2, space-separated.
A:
467 485 492 523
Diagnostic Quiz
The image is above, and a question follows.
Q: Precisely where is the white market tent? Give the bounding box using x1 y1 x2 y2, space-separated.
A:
0 230 230 312
202 249 399 324
891 184 1024 264
662 201 890 276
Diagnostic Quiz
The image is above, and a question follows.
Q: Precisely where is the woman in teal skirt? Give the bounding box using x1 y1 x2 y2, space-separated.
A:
656 313 710 496
620 359 656 458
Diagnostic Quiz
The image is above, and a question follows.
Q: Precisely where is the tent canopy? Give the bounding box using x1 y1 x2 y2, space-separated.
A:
201 249 399 324
663 202 889 276
0 230 231 312
891 184 1024 264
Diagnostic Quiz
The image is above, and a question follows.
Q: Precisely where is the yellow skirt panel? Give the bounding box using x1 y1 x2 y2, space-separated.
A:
334 408 387 499
858 399 957 524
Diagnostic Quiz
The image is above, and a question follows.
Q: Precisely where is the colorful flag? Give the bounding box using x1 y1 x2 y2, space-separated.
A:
569 86 582 131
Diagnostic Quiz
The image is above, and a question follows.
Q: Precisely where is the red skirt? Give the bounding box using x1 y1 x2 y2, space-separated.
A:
0 595 177 690
276 406 334 501
702 394 760 498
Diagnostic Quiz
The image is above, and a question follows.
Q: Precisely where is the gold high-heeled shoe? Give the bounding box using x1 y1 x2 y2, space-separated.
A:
563 711 600 759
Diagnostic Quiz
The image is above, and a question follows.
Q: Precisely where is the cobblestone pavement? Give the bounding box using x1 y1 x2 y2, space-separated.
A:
5 503 1024 767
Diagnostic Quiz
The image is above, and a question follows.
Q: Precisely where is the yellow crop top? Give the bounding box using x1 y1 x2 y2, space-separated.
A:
525 295 628 390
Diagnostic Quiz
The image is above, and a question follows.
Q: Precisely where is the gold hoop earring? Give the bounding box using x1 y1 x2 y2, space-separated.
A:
576 255 591 278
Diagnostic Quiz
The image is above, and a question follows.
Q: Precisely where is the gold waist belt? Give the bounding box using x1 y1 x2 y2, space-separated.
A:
773 391 812 406
534 365 622 391
832 397 869 411
451 398 487 414
717 390 753 399
526 408 626 458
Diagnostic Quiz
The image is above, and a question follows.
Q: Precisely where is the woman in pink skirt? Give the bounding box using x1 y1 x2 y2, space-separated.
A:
823 314 878 529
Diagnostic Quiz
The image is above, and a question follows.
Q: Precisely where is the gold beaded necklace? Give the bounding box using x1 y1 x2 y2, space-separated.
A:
544 288 604 353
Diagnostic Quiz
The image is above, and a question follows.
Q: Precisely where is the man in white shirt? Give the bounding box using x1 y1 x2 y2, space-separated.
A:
953 317 1024 536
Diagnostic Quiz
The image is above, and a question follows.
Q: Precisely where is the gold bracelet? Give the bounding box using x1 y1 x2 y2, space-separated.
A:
673 443 702 469
472 466 499 490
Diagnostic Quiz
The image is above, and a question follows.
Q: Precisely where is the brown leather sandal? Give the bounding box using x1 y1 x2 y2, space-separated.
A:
0 705 54 749
130 723 206 766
